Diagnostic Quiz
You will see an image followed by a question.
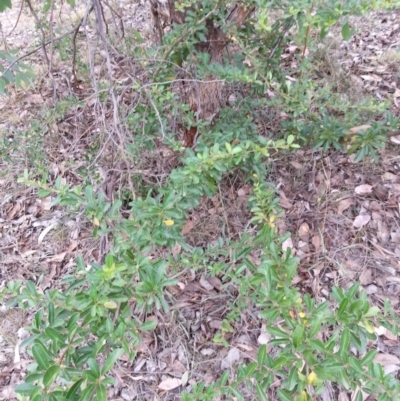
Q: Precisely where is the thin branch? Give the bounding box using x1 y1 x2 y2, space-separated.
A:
72 5 94 81
0 27 79 80
25 0 50 66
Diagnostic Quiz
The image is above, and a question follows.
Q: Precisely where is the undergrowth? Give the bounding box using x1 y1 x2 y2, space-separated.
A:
1 0 400 400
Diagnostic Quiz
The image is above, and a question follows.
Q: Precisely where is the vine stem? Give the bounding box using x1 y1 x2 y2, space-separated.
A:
299 2 315 80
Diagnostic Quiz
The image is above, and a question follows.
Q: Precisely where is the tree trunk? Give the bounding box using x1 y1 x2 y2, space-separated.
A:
150 1 254 147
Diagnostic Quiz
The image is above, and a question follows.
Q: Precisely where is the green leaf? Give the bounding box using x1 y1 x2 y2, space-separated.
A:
255 381 269 401
101 348 123 375
0 0 11 12
66 379 84 399
43 365 61 387
287 366 298 391
78 383 95 401
292 325 304 349
257 344 267 367
15 383 36 395
341 22 354 41
361 349 376 365
354 390 363 401
277 389 292 401
45 327 66 345
339 328 350 358
337 297 349 317
87 358 101 379
32 343 50 370
38 189 52 197
287 134 295 145
96 383 107 401
139 320 158 331
220 370 229 386
364 306 380 318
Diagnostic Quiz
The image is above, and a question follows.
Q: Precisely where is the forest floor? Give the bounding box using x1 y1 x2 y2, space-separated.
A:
0 2 400 400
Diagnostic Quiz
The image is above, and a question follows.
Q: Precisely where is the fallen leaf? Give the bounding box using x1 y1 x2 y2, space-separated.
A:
348 125 371 134
390 232 400 244
338 198 353 214
7 202 21 220
38 223 58 245
382 172 398 181
199 276 214 291
355 184 373 195
282 237 293 252
237 188 246 196
209 320 223 330
374 353 400 366
290 161 303 170
359 268 373 285
200 348 215 356
221 348 240 370
257 332 270 345
278 191 293 209
182 219 194 235
311 235 321 252
390 135 400 145
236 343 254 351
298 223 310 241
47 252 67 263
207 276 222 290
168 360 186 373
158 377 182 391
353 214 371 228
373 185 388 201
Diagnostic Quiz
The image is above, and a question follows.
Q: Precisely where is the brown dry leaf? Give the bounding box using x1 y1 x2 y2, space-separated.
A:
47 252 67 263
168 360 186 374
298 223 310 241
359 268 373 285
257 332 270 345
171 242 182 256
355 184 373 195
278 191 293 209
353 214 371 228
390 232 400 244
290 161 303 170
67 240 78 252
38 223 58 245
221 347 240 370
348 125 371 135
282 237 293 253
311 235 321 252
373 184 388 201
207 276 222 290
377 221 389 244
200 348 215 356
382 172 398 181
182 219 194 235
390 134 400 145
199 276 214 291
374 353 400 366
338 198 353 215
158 377 182 391
236 343 254 352
7 202 21 220
237 188 246 197
209 320 223 330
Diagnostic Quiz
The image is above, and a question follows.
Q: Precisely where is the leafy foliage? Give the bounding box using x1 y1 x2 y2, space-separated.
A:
1 0 400 400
